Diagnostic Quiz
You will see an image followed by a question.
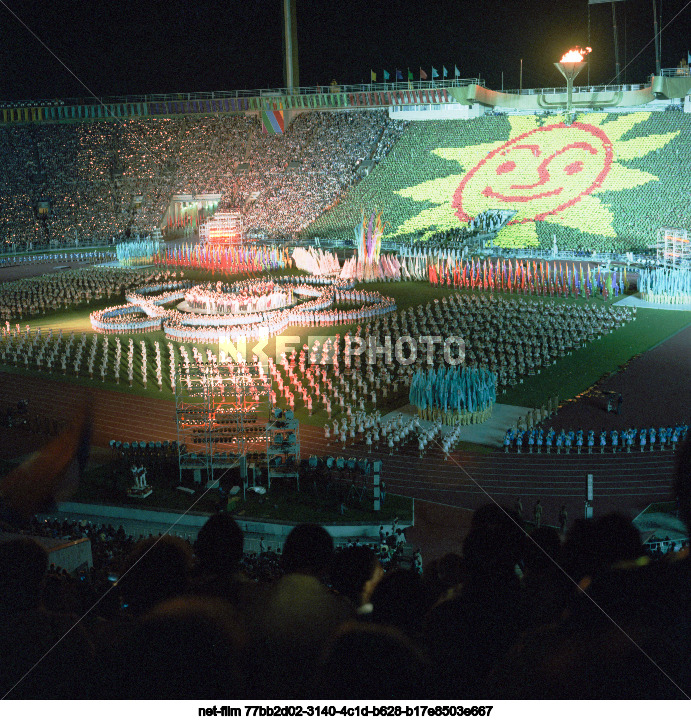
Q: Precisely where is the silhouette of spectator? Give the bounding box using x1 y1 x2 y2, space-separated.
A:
424 505 524 697
116 535 193 617
281 523 334 577
117 596 247 699
313 622 433 700
420 552 464 609
520 526 570 629
248 524 353 697
370 568 427 640
189 513 255 609
561 513 644 584
490 459 691 699
330 544 383 615
0 538 96 699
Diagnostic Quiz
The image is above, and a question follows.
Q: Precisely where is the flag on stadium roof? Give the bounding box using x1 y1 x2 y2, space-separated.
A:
383 69 390 81
370 70 377 82
396 69 403 80
420 67 428 80
408 68 413 81
432 67 439 78
455 65 461 77
443 66 448 78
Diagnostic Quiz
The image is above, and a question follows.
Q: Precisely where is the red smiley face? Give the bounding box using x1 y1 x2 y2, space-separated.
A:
453 122 613 224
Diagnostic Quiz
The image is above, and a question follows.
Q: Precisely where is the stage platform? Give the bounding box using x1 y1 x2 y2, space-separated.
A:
381 402 537 448
614 294 691 312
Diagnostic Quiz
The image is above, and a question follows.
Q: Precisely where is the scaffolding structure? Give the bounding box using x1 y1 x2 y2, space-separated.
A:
175 360 271 488
199 211 244 245
656 228 690 269
266 408 300 490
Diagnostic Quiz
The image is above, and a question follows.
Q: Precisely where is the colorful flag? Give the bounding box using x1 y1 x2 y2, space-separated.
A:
443 66 448 78
454 65 461 78
370 70 377 82
407 69 413 81
383 69 390 81
420 67 428 80
261 110 284 134
432 67 439 78
396 69 403 80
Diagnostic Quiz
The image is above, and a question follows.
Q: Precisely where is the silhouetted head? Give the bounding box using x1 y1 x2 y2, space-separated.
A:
118 535 193 616
330 545 380 606
282 523 334 576
314 622 432 700
0 537 47 608
194 513 243 573
435 552 465 588
370 568 426 637
522 526 562 576
124 596 246 699
562 513 644 581
464 504 523 575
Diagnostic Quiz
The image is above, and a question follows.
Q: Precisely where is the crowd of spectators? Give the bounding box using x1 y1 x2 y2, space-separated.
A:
214 111 407 238
1 438 689 700
0 111 407 248
307 111 691 252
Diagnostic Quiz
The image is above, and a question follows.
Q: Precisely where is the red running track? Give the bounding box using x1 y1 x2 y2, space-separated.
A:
0 371 678 560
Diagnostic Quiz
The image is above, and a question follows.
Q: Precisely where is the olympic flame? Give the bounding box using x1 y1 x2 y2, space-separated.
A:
560 47 592 63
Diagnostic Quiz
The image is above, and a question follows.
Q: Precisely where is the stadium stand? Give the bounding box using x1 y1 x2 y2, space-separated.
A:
2 110 689 251
307 112 691 251
0 111 406 247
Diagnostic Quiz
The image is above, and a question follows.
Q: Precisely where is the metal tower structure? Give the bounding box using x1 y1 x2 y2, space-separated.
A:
175 359 272 488
283 0 299 91
266 408 300 491
656 228 690 269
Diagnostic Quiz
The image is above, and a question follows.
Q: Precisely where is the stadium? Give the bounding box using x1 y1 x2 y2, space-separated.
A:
0 0 690 705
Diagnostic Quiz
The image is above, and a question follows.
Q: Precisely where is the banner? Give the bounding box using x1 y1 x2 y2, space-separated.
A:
261 110 284 134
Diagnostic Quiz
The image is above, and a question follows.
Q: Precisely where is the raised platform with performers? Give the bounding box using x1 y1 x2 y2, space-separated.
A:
199 211 244 245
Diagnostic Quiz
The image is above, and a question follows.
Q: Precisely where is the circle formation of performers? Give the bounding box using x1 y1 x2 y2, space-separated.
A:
184 281 294 315
90 275 397 341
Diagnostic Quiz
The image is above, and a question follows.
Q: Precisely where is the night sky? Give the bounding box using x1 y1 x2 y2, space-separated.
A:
0 0 688 102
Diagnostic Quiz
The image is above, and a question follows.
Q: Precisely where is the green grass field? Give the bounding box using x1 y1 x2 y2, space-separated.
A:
3 268 690 422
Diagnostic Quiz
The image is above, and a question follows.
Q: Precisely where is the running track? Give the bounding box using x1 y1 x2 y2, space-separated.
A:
0 371 679 559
